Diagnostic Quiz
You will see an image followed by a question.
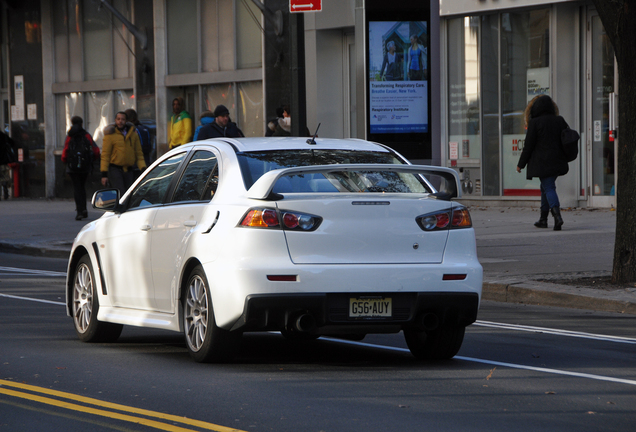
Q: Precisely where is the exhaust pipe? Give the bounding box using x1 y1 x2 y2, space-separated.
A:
415 313 439 332
293 313 316 333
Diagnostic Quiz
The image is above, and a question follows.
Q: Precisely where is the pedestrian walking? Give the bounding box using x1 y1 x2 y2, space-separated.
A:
61 116 100 220
100 112 147 194
516 95 569 230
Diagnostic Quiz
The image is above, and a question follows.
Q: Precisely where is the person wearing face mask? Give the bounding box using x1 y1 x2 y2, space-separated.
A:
273 105 292 136
197 105 244 139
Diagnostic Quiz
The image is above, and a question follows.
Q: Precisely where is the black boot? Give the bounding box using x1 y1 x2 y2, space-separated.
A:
534 210 549 228
551 207 563 231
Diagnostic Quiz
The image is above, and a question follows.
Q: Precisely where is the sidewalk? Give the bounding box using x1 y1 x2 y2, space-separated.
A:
1 198 634 314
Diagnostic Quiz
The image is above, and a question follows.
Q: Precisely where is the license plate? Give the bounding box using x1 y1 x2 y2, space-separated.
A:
349 297 392 318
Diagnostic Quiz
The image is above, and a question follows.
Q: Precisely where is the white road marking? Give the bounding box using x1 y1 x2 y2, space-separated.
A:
0 293 65 306
3 265 635 387
0 266 66 277
324 337 636 387
474 320 636 344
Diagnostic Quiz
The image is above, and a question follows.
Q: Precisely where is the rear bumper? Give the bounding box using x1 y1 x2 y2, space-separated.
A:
230 292 480 334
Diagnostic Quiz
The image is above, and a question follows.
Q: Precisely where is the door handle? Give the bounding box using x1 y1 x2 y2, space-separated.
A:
140 224 151 231
184 220 197 227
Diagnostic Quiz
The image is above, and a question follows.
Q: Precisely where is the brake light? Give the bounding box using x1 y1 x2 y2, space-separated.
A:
416 206 473 231
240 208 322 231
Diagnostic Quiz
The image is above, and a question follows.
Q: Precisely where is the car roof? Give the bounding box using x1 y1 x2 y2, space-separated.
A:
194 137 392 153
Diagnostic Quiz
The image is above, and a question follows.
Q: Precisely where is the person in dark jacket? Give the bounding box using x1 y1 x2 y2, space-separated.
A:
61 116 100 220
197 105 244 139
516 95 569 230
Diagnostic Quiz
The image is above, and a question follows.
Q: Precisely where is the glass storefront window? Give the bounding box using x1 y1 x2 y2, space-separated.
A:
481 14 500 196
501 9 550 195
82 0 113 80
591 15 615 196
167 0 197 74
237 81 264 137
236 0 262 69
57 90 133 149
446 9 551 197
447 17 481 196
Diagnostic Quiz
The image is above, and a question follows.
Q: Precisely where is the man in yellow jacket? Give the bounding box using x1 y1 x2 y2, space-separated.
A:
168 97 193 148
100 111 147 193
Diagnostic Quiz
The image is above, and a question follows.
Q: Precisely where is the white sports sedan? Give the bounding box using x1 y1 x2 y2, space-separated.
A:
66 137 482 362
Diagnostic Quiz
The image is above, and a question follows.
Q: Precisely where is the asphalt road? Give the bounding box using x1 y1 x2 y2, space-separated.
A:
1 253 635 432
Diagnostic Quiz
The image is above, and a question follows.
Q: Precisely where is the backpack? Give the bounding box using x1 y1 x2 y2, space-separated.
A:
136 122 152 155
67 133 93 173
561 127 580 162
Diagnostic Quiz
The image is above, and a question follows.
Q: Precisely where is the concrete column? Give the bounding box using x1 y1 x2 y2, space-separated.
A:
354 0 366 139
40 0 57 198
153 0 168 157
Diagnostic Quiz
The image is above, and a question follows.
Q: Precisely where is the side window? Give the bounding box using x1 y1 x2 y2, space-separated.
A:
127 153 187 209
172 150 219 202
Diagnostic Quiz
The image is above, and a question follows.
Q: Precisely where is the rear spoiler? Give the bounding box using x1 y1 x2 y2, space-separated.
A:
246 164 460 200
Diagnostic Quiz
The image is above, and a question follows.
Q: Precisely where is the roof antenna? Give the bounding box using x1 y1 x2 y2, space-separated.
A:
306 123 321 145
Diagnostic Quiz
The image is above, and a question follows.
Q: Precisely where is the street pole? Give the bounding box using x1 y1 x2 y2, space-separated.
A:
289 12 308 137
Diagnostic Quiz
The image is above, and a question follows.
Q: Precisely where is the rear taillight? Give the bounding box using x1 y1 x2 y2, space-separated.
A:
240 208 322 231
241 209 279 228
416 206 473 231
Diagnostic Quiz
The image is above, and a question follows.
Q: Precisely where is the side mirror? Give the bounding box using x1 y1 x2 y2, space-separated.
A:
92 189 121 212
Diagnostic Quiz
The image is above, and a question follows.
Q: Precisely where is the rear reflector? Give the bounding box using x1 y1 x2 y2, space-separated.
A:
442 274 467 281
267 275 298 282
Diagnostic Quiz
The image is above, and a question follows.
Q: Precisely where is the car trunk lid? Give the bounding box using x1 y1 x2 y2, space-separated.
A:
278 196 451 264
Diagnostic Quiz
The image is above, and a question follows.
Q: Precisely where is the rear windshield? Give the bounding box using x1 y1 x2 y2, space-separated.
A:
237 149 433 194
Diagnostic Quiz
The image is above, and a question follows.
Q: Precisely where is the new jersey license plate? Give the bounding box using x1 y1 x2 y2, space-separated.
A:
349 297 392 318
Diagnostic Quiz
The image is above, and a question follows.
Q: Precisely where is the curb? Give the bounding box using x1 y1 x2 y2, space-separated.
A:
482 281 636 315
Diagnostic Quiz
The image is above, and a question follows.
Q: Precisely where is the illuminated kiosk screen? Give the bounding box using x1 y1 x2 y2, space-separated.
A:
368 20 429 136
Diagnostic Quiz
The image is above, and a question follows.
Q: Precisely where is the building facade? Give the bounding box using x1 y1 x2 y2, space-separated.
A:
439 0 616 209
1 0 618 209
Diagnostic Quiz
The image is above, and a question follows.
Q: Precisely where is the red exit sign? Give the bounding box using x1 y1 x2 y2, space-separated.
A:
290 0 322 13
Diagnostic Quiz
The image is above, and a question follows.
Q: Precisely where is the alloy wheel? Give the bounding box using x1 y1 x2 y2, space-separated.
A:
185 275 209 352
73 262 93 334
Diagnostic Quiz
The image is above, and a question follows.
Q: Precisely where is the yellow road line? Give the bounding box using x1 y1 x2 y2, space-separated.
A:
0 379 246 432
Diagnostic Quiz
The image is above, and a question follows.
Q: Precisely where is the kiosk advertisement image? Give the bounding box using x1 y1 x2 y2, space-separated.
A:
368 21 429 135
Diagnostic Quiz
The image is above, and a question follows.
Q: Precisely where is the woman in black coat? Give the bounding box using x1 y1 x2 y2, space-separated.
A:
516 95 569 230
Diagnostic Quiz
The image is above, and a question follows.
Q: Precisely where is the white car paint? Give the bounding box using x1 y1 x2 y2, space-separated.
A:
66 137 483 361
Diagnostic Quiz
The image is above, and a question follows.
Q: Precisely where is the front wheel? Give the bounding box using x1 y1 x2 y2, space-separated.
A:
183 265 241 363
72 255 123 343
404 325 465 360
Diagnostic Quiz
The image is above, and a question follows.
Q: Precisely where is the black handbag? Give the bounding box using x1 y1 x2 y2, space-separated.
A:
561 127 580 162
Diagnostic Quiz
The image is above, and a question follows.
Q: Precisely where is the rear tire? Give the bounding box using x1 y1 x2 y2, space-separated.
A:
183 265 241 363
72 255 123 343
404 325 465 360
